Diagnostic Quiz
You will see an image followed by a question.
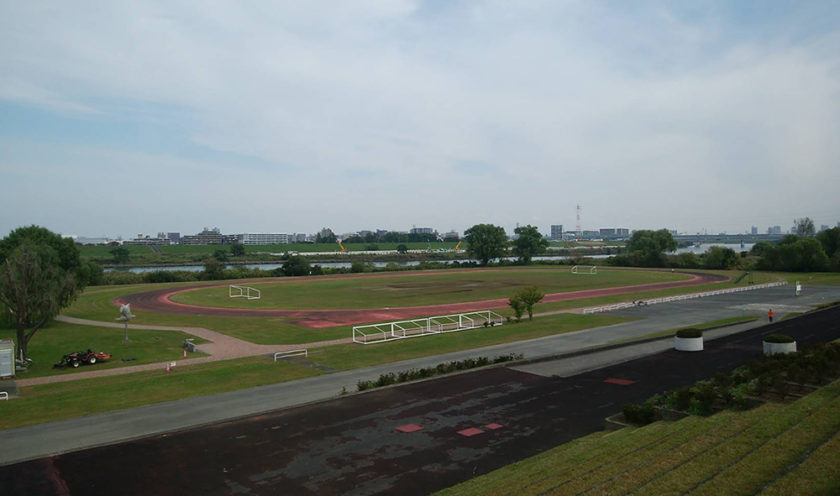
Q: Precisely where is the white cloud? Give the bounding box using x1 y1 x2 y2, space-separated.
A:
0 1 838 236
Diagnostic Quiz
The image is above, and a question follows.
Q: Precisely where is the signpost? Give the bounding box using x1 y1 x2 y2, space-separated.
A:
116 304 135 344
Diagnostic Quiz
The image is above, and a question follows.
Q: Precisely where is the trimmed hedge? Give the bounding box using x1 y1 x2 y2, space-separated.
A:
676 328 703 338
764 333 795 343
356 353 523 391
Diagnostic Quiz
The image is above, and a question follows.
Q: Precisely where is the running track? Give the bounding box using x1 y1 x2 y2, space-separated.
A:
117 270 729 328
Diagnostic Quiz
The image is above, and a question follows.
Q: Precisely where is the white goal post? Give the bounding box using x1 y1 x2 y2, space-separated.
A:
571 265 598 274
229 285 261 300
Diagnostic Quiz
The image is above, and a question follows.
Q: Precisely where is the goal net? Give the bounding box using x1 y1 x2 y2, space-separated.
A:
571 265 598 274
229 285 261 300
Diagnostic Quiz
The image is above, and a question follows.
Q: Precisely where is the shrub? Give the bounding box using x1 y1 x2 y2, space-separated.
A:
763 333 795 343
676 328 702 338
622 403 658 425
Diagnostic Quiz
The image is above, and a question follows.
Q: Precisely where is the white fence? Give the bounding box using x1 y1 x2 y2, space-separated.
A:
274 349 307 361
353 310 505 345
582 281 788 314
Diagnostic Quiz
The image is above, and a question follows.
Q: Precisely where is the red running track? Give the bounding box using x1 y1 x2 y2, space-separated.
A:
115 270 729 328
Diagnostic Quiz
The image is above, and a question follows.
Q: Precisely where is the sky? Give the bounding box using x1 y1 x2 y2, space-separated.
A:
1 1 839 239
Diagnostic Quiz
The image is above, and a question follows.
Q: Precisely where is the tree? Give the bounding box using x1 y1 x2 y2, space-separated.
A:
0 225 81 276
512 225 549 265
0 244 78 362
702 246 739 270
201 257 225 280
110 246 130 264
231 243 245 257
350 260 367 273
465 224 508 266
625 229 677 267
508 297 525 321
817 227 840 260
396 244 408 254
281 255 310 276
213 249 229 262
511 286 545 320
316 228 337 244
794 217 815 237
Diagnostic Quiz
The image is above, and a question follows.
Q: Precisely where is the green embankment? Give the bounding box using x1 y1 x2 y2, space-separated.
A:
437 380 840 496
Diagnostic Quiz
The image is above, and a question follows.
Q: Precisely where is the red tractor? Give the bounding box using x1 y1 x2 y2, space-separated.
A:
54 349 112 369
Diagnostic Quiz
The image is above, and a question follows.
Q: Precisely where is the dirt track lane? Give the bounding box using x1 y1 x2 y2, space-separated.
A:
117 270 729 328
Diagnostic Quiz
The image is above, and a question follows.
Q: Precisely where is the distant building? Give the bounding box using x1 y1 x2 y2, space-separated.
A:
240 233 291 245
181 228 231 245
124 234 171 246
166 232 181 245
410 227 435 235
767 226 782 235
751 226 758 235
550 225 563 240
820 225 829 232
442 230 459 241
599 228 630 237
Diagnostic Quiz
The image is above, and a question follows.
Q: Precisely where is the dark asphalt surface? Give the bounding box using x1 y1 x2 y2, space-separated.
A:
2 305 838 495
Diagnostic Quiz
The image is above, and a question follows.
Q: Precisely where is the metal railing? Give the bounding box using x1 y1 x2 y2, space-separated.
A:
582 281 788 314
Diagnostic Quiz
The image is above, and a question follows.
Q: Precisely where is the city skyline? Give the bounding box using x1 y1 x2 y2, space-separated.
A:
2 2 839 238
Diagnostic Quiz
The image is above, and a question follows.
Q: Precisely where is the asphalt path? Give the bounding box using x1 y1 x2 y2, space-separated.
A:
2 298 839 495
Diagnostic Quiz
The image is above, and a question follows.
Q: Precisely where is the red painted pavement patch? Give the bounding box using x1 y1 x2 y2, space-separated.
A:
457 427 485 437
604 378 636 386
485 423 503 430
395 424 423 433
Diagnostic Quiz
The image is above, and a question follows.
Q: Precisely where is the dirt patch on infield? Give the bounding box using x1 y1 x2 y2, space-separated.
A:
115 270 729 329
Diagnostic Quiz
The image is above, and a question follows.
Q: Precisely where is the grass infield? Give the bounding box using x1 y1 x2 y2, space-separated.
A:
168 267 690 310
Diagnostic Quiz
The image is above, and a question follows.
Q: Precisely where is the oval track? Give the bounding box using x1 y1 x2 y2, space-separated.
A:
116 270 729 328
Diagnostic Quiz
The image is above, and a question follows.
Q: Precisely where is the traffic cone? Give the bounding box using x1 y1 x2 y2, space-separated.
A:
183 348 187 358
165 362 170 373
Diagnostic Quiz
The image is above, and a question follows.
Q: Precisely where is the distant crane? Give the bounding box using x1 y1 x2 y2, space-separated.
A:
454 240 463 251
337 240 347 253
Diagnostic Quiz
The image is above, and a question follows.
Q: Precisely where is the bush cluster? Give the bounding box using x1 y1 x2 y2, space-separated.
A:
763 333 795 343
675 328 702 339
356 354 523 391
623 342 840 424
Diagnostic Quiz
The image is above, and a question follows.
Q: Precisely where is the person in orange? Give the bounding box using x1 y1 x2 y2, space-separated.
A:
768 308 774 323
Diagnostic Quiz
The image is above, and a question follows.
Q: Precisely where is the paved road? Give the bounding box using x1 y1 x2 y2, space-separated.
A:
2 294 839 494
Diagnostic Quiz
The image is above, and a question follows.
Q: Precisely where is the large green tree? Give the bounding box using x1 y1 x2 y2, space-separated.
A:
465 224 508 266
0 225 82 281
794 217 816 237
512 225 549 264
0 243 79 362
625 229 677 267
280 255 311 276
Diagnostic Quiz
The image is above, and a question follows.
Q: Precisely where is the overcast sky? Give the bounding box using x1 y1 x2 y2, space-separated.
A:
1 1 838 239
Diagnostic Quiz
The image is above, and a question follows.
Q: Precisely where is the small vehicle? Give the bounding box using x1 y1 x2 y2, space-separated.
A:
54 349 112 369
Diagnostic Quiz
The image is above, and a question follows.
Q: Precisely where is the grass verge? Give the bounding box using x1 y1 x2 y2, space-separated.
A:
0 321 208 379
0 357 322 430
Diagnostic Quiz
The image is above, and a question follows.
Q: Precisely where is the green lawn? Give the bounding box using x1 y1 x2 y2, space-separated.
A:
0 321 208 379
169 267 689 310
437 380 840 495
0 357 321 430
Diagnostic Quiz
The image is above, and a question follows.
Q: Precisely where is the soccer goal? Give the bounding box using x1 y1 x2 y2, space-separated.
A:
571 265 598 274
229 285 261 300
